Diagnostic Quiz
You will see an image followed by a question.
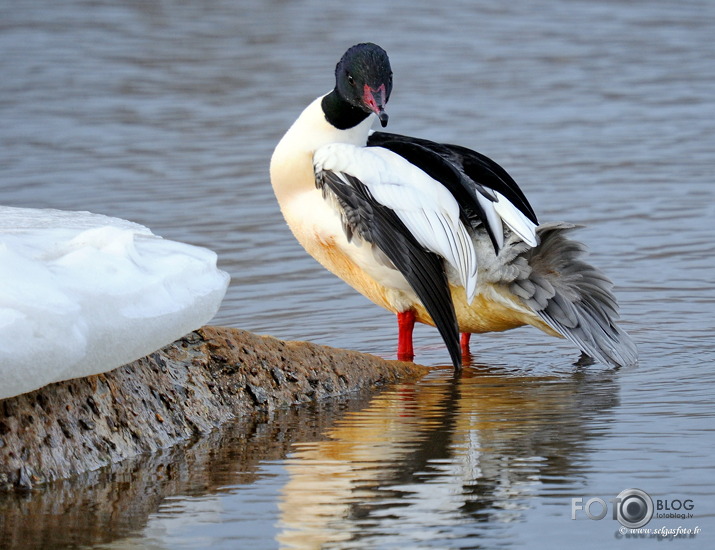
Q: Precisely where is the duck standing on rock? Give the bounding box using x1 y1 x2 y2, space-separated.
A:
270 42 637 369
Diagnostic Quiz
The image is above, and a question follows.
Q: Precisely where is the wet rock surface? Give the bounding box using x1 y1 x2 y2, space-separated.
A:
0 326 427 491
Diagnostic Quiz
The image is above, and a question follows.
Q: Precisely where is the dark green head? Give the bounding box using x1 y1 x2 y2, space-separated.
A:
334 43 393 127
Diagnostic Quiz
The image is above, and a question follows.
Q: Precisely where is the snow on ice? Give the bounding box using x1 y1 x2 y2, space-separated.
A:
0 206 230 399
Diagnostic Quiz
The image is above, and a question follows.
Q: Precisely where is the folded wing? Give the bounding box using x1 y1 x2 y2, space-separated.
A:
314 143 475 368
368 131 539 250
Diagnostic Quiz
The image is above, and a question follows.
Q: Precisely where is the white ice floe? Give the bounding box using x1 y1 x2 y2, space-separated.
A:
0 206 230 399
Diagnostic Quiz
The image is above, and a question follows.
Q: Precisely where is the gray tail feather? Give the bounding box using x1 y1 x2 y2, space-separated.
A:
510 222 638 367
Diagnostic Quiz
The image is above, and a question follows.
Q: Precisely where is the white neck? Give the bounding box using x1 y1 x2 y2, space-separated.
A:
270 94 376 203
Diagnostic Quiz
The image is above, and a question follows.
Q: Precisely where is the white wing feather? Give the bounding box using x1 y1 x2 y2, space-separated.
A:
492 192 539 247
315 143 479 302
475 192 505 249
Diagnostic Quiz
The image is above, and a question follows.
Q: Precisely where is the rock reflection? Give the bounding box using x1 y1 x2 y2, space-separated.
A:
277 366 619 548
0 396 372 550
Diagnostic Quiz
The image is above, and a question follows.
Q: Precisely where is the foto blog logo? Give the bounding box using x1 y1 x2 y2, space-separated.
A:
572 488 658 528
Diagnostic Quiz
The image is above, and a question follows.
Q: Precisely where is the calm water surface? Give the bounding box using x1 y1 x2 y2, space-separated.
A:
1 0 714 548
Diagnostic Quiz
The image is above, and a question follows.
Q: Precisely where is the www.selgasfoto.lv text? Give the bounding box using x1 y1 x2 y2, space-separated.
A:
616 525 701 539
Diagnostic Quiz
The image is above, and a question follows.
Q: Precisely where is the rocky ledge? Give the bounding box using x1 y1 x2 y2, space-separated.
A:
0 326 427 491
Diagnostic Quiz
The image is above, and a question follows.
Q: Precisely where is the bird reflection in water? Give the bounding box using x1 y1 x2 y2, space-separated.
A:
277 365 619 548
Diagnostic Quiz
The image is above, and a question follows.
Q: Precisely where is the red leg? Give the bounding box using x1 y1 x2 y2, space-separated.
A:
397 310 415 362
460 332 471 358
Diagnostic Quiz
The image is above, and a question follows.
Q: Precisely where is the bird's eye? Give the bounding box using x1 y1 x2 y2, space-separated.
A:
347 73 355 86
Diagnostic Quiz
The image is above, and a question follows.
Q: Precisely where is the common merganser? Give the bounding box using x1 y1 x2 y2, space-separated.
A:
270 42 637 369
